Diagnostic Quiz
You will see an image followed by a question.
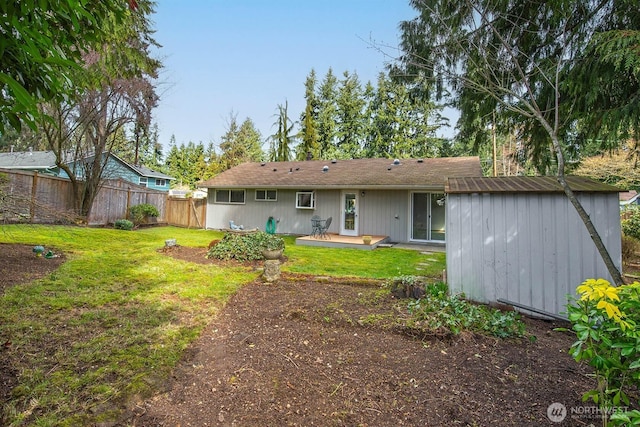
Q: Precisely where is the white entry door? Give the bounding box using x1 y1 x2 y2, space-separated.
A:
340 191 358 236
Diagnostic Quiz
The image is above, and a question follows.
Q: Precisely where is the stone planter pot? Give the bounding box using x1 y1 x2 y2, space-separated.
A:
362 236 372 245
262 248 283 260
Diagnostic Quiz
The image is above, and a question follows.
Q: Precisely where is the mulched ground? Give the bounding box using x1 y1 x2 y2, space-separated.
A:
1 243 629 426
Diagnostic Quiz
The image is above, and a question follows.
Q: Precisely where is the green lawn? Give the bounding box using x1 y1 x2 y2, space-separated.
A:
0 225 445 426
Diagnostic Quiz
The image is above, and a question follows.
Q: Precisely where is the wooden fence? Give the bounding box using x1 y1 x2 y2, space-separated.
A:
165 196 207 229
0 169 207 228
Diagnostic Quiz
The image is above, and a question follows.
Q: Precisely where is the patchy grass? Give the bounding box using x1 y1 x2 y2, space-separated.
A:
0 225 252 426
0 226 445 426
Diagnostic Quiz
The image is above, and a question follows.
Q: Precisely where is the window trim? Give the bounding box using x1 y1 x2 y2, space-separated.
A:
139 177 148 187
155 178 167 187
214 189 246 204
296 191 315 209
255 189 277 201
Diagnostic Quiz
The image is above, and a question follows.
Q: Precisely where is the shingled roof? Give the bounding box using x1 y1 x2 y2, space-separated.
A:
445 176 620 194
200 157 482 190
0 151 57 169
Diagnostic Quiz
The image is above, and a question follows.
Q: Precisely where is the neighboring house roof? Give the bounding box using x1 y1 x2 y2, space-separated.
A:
620 190 639 204
124 161 175 180
0 151 57 170
445 176 621 194
0 150 174 181
200 157 483 190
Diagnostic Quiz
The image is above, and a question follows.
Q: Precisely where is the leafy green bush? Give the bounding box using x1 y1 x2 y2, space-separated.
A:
559 279 640 425
206 231 285 261
114 219 134 230
128 203 160 225
622 209 640 240
393 277 525 338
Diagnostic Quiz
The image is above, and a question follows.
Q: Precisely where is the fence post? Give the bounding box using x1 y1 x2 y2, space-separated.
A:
29 171 38 223
187 198 192 228
126 186 131 219
191 198 202 228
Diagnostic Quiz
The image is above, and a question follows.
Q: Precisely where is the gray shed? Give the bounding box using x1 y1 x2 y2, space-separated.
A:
445 176 622 317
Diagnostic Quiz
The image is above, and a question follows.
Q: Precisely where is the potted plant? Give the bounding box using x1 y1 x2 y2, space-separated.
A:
261 233 285 260
362 235 372 245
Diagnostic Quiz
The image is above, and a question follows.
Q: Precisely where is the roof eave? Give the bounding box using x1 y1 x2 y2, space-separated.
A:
200 184 445 191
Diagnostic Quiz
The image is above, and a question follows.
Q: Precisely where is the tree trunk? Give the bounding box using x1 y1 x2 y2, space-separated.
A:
548 131 624 286
556 175 624 286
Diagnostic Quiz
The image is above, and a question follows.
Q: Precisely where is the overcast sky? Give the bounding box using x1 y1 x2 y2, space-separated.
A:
151 1 453 153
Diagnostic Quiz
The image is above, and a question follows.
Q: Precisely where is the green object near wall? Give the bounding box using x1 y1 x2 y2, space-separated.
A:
265 216 276 234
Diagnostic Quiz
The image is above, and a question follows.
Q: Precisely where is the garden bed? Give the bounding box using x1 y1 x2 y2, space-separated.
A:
128 246 599 426
0 243 622 426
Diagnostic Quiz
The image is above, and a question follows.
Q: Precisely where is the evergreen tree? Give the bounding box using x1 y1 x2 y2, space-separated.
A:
365 73 447 158
297 69 320 160
269 101 296 162
316 68 339 159
335 71 366 158
219 114 264 170
396 0 640 284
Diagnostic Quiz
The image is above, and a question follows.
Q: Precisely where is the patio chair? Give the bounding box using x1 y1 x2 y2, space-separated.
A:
310 215 322 237
318 216 332 239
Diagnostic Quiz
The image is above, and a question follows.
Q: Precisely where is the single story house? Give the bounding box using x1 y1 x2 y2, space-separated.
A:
199 157 482 243
445 176 622 317
0 150 174 191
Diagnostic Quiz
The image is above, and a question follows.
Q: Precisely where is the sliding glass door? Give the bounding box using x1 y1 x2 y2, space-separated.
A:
411 192 445 242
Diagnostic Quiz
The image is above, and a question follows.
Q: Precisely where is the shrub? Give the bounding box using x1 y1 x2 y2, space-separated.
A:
260 233 285 250
114 219 134 230
391 277 525 338
559 279 640 425
206 231 285 261
128 203 160 225
622 209 640 240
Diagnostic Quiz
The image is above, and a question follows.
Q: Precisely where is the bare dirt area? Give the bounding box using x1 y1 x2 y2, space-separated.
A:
0 243 65 294
125 246 598 427
0 244 610 426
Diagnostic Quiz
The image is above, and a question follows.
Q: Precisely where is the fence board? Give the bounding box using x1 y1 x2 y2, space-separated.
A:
165 197 207 229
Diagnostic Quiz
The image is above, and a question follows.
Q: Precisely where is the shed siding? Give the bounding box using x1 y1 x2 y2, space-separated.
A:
446 192 621 316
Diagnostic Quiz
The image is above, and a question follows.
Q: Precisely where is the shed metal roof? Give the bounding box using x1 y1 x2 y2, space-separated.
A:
199 157 483 190
445 176 620 194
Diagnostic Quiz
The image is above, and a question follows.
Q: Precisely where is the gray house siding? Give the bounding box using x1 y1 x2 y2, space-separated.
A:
206 188 412 242
205 189 341 235
358 190 409 242
446 191 622 317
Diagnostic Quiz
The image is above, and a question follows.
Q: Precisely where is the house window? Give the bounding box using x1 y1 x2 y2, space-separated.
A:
139 177 148 187
256 189 277 201
215 189 245 204
155 178 167 187
296 191 315 209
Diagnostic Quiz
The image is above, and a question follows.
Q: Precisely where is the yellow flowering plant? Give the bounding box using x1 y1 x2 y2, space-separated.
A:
561 279 640 426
